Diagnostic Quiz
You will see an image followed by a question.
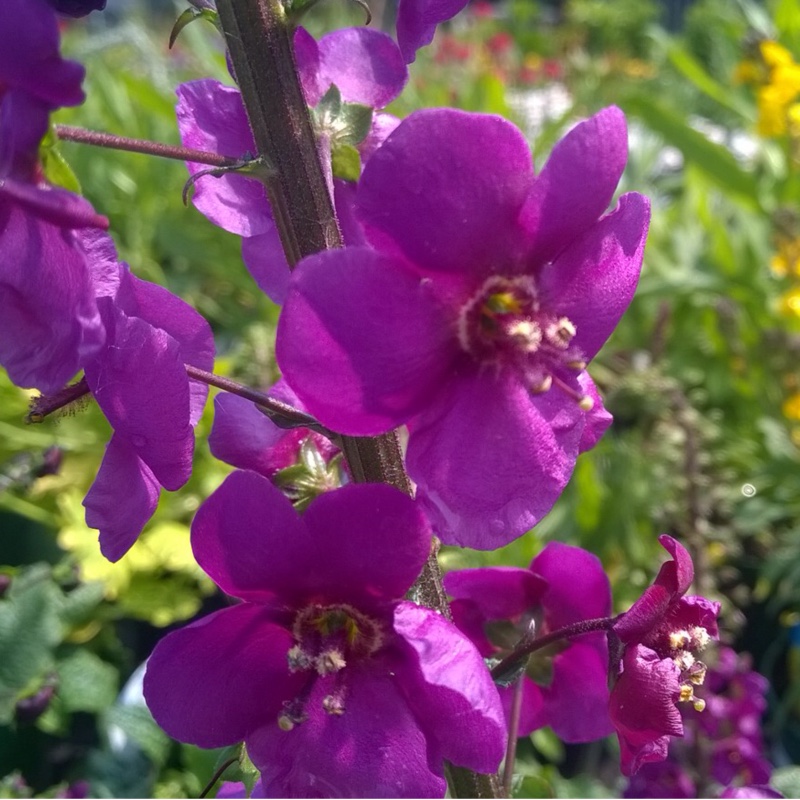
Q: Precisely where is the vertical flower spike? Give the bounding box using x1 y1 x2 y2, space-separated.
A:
445 542 613 742
144 476 506 797
609 536 721 776
278 106 647 549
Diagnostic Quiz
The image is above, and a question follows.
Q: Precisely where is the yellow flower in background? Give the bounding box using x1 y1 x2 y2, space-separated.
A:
761 40 795 69
778 286 800 317
734 58 763 85
783 392 800 421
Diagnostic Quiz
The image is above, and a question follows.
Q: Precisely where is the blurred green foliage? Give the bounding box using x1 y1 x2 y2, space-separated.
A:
3 0 800 796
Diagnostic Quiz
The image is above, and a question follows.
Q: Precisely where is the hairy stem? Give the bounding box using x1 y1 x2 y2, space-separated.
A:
54 125 239 168
215 0 486 793
490 618 613 682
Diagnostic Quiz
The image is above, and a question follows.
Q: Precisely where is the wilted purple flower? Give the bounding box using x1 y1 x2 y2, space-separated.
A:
609 535 720 775
396 0 470 62
445 542 613 742
144 474 506 797
176 27 406 304
278 106 648 549
79 232 214 561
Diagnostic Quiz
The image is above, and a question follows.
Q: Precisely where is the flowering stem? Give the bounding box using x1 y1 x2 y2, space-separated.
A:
199 756 238 799
215 0 486 795
491 617 613 682
502 676 525 795
54 124 240 168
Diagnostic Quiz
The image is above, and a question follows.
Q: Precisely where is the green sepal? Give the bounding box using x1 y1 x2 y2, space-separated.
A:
39 125 81 194
331 143 362 182
169 6 221 49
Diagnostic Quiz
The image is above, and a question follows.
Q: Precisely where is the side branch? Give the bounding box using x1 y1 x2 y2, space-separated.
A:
54 125 239 168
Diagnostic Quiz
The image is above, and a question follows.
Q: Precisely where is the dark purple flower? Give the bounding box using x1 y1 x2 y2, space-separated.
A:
48 0 107 16
175 27 405 305
144 475 505 797
396 0 469 63
445 542 613 742
80 232 215 561
277 106 647 549
609 535 720 775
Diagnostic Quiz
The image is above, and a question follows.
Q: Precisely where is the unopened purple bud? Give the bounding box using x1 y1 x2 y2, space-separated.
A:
15 681 56 724
0 574 11 598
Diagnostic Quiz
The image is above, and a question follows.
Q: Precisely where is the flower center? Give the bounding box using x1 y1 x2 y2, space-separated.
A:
668 625 712 713
457 275 592 407
277 603 384 730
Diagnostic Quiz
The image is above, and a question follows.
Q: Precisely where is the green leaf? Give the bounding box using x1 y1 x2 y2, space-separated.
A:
40 126 82 194
104 704 171 767
623 93 760 208
59 581 105 628
666 44 754 120
331 143 361 182
0 566 62 723
57 649 118 713
772 765 800 798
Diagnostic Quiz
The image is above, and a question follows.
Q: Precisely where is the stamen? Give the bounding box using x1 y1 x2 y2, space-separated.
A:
287 645 313 672
322 694 346 716
669 630 692 650
549 374 594 410
316 649 347 675
530 375 553 394
545 317 576 349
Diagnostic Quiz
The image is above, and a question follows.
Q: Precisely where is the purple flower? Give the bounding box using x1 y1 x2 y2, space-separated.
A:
80 232 215 561
445 542 613 742
396 0 470 63
144 474 506 797
176 27 406 305
623 759 697 799
720 787 784 799
277 106 648 549
609 535 720 776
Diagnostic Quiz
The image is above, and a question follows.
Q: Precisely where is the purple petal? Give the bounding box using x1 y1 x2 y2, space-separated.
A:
395 0 470 63
241 228 291 305
539 193 650 362
444 567 547 621
543 640 612 742
407 370 584 549
613 536 695 645
277 246 459 435
247 665 446 798
318 28 408 108
0 0 85 108
121 272 214 425
1 91 50 178
83 434 160 562
720 787 784 799
209 393 302 476
520 107 630 267
144 604 302 748
191 470 306 602
0 202 104 393
532 541 612 628
298 484 432 606
357 108 534 279
609 645 683 776
293 27 324 106
0 178 108 230
393 602 506 773
578 374 612 452
84 306 193 490
176 80 272 236
360 113 401 162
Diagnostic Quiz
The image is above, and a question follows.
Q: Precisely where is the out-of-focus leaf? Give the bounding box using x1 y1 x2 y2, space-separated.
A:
57 649 118 713
623 92 760 207
105 704 171 767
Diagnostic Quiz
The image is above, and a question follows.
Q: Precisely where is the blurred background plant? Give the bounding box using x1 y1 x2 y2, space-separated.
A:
3 0 800 796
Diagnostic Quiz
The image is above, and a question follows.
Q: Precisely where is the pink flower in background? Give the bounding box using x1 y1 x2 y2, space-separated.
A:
278 106 649 549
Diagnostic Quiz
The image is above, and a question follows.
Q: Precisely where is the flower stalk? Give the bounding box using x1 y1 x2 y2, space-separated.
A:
214 0 486 792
